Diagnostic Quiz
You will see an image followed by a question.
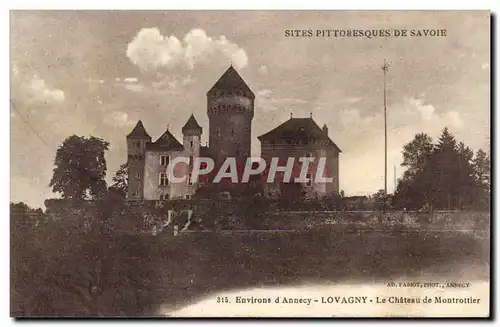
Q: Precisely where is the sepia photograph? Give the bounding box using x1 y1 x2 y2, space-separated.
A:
10 10 490 318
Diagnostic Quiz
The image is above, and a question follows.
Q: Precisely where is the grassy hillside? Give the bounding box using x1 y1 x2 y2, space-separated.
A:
11 203 490 317
146 229 489 315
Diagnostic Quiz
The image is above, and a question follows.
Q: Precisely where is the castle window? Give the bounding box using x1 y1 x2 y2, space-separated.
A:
135 171 140 179
132 189 139 197
190 140 193 148
231 129 235 136
160 194 170 200
185 194 192 200
159 172 168 186
160 155 169 166
216 129 220 137
135 141 140 149
188 173 193 185
306 173 312 186
305 152 312 158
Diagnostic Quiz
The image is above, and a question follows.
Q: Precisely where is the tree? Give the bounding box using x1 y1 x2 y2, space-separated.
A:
109 163 128 198
394 127 481 210
393 133 434 209
428 128 478 209
11 197 159 316
455 142 476 209
372 189 391 210
473 149 490 189
50 135 110 200
401 133 434 177
472 149 490 210
423 128 456 209
11 202 46 316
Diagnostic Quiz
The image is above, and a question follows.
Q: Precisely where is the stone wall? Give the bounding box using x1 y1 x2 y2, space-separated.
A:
264 210 490 234
43 199 490 236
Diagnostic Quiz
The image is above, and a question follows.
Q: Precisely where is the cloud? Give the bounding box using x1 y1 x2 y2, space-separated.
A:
257 89 272 97
258 65 269 75
105 111 134 128
30 77 65 102
405 97 462 129
336 97 463 142
123 84 145 92
341 97 362 104
257 89 309 113
114 77 145 92
444 111 463 129
338 108 375 130
126 27 248 71
124 77 138 83
85 78 105 85
411 97 435 121
149 75 194 93
94 95 103 105
333 96 465 195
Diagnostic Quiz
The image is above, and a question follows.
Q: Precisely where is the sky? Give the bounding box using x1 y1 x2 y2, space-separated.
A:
10 11 490 208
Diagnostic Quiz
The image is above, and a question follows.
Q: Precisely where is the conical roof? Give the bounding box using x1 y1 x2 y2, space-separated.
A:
127 120 151 139
207 66 254 98
182 114 202 134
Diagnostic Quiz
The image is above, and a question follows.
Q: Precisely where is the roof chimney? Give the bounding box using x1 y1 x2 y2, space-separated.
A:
322 124 328 135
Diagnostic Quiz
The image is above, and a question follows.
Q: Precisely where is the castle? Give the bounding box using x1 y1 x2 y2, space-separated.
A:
126 66 341 200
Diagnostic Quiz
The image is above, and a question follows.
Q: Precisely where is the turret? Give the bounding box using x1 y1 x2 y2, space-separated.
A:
182 114 202 156
127 120 151 156
126 120 151 200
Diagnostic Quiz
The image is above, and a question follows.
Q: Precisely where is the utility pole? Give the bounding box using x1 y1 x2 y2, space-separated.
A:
382 59 390 195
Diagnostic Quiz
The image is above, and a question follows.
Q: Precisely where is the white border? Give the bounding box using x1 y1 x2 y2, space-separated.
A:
2 2 497 326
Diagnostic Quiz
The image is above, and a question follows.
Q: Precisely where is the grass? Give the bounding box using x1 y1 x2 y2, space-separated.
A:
144 229 489 315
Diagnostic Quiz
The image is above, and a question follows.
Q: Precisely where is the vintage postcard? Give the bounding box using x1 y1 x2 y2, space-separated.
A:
10 10 490 318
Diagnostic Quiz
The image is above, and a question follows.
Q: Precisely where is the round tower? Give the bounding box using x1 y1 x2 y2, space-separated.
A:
207 66 254 167
126 120 151 200
182 114 202 157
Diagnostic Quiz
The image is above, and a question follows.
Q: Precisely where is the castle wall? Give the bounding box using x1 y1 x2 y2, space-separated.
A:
127 138 150 200
260 142 340 198
144 150 197 200
324 148 339 195
207 93 253 168
43 199 490 236
183 134 201 156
